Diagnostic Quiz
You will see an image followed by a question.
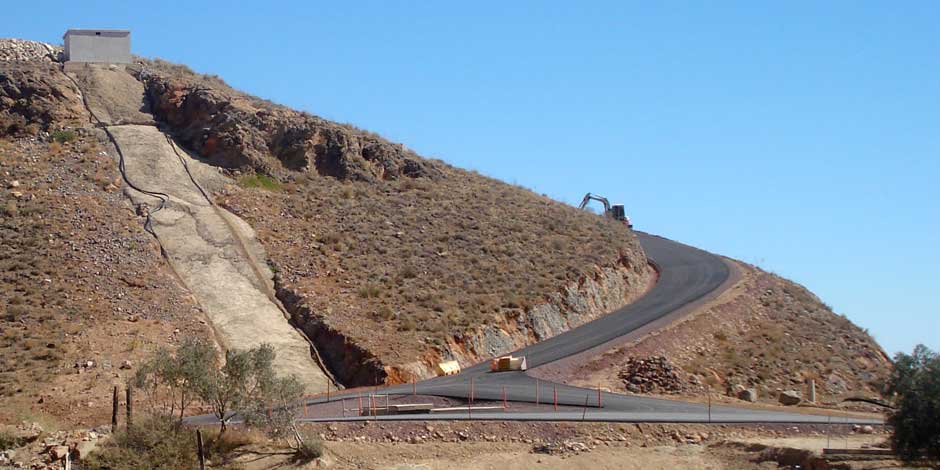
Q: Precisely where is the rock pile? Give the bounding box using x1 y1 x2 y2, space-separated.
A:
0 39 61 62
531 440 591 457
0 422 103 469
618 356 686 394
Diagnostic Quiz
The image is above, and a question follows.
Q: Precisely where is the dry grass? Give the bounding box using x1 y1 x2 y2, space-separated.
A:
224 164 645 365
630 264 890 402
0 136 207 426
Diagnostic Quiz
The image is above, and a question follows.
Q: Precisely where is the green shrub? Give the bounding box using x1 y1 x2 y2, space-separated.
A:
357 283 382 299
0 430 23 451
237 174 281 191
51 130 76 143
293 433 323 462
886 344 940 464
83 416 196 470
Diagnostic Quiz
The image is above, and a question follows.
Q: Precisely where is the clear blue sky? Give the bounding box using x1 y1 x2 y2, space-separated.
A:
9 1 938 355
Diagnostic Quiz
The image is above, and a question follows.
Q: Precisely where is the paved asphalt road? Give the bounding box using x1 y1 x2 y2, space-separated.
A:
190 232 882 425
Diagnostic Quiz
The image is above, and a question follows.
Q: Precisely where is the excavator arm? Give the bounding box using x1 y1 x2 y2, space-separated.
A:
578 193 611 212
578 192 632 228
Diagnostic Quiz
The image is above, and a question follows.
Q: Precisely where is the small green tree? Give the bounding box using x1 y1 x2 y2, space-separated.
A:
198 344 277 434
885 344 940 464
132 337 216 424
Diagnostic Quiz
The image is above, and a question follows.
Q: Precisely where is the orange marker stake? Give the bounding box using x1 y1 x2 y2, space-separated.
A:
303 399 308 418
469 377 474 405
553 385 558 412
598 385 602 408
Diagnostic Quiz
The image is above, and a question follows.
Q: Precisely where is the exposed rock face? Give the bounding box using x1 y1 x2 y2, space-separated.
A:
0 62 86 135
412 259 651 381
133 68 441 181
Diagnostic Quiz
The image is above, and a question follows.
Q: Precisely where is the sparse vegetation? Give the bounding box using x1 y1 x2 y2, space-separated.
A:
0 136 205 426
50 129 76 143
225 169 647 367
237 173 281 191
0 429 23 451
83 415 198 470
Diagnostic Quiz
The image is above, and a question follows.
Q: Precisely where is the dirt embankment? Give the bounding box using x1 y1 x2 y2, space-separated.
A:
126 60 653 385
61 63 334 392
0 118 211 427
571 261 891 406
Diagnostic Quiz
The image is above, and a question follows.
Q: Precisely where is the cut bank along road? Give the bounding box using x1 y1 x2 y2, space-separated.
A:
286 232 880 424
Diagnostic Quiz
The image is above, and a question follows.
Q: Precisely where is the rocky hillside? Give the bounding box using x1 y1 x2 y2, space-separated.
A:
570 262 891 405
130 59 653 384
1 38 888 404
0 134 212 428
1 44 652 389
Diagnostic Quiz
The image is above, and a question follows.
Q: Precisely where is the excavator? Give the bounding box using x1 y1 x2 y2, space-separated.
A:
579 193 633 228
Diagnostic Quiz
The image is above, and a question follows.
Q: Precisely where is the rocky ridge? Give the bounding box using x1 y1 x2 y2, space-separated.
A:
133 64 441 182
0 39 61 63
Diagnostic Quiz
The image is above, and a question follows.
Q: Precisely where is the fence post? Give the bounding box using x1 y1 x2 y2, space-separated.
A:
469 377 474 405
553 385 558 412
502 386 507 410
581 394 589 421
707 388 712 423
358 391 363 416
535 379 540 406
597 385 602 408
196 429 206 470
111 386 119 429
303 398 308 419
413 376 417 396
125 386 133 430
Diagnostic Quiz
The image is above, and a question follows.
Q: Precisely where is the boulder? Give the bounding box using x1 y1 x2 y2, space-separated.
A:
737 388 758 402
50 445 69 460
74 440 98 460
778 390 802 406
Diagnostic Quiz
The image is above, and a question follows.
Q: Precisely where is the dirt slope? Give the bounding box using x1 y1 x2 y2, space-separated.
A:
130 59 653 384
0 129 211 429
64 62 333 392
570 261 891 405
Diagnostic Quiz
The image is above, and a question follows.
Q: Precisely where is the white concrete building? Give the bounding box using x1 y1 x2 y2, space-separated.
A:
63 29 131 63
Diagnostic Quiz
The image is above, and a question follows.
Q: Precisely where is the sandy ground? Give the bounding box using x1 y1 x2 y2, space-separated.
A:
323 442 748 470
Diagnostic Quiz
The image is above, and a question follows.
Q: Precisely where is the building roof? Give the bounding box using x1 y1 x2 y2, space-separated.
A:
64 29 131 38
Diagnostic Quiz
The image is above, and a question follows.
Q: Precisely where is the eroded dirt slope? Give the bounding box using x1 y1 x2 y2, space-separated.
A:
0 132 211 428
130 60 653 384
65 63 333 392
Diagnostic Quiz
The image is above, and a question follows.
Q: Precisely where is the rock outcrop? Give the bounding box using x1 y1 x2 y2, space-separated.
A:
133 67 441 181
0 62 86 135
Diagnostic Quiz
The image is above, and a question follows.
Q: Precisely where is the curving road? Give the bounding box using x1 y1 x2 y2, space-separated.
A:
191 231 882 425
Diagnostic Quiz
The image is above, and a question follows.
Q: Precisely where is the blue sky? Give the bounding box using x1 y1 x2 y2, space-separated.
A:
9 1 938 355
